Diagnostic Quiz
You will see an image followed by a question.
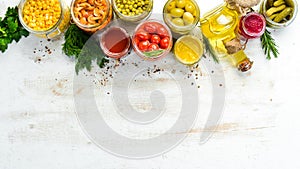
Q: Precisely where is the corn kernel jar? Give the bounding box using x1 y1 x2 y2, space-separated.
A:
18 0 71 39
71 0 113 33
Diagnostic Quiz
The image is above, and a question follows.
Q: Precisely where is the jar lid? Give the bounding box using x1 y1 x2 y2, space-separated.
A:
226 0 261 7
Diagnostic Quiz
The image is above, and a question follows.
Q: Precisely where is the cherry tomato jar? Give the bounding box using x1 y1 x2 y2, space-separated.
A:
71 0 113 33
132 20 173 61
18 0 71 39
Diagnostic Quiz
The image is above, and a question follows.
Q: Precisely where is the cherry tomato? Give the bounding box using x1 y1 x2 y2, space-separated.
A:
144 23 157 34
150 35 161 44
157 25 169 38
138 40 150 51
136 31 151 41
133 37 140 46
160 37 170 49
148 43 160 51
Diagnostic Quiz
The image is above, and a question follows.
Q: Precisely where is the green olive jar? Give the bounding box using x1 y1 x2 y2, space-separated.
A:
163 0 200 34
112 0 153 22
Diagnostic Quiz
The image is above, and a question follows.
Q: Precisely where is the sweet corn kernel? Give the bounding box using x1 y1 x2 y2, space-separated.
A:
22 0 62 30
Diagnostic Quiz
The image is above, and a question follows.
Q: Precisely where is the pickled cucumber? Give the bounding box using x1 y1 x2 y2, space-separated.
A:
267 0 274 8
274 0 285 6
273 7 292 22
266 4 286 16
269 13 278 20
264 0 295 23
285 0 294 7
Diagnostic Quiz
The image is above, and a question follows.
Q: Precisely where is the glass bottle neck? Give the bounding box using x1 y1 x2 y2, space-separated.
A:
225 1 237 10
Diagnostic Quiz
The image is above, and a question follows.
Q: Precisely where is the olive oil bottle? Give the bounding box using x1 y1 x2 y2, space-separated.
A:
229 50 253 72
200 3 253 72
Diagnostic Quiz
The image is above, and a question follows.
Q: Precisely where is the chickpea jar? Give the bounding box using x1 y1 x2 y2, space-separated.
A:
18 0 71 39
112 0 153 22
71 0 113 33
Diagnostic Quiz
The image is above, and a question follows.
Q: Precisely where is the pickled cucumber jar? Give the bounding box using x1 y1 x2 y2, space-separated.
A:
18 0 70 39
71 0 113 33
163 0 200 34
112 0 153 22
260 0 298 29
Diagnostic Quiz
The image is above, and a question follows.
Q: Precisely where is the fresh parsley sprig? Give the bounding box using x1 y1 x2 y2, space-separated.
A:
260 29 279 60
0 6 29 53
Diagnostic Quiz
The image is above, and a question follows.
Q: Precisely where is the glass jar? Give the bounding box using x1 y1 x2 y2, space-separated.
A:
100 26 131 59
112 0 153 22
260 0 298 29
238 12 266 39
200 3 238 42
163 0 200 34
132 20 173 61
200 2 253 72
18 0 70 39
71 0 113 33
174 35 203 65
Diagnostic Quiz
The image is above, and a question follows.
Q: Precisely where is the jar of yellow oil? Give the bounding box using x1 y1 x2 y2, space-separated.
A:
174 35 203 65
200 3 253 72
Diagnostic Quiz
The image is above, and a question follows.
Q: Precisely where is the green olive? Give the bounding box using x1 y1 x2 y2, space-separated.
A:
167 1 176 12
170 8 184 17
185 1 195 13
172 17 185 26
192 9 197 17
183 12 194 25
166 13 173 21
176 0 186 8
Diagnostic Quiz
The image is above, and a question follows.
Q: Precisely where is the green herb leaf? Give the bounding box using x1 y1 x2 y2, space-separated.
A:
7 17 18 33
62 24 108 74
203 36 219 63
260 29 279 60
143 50 164 58
0 6 29 53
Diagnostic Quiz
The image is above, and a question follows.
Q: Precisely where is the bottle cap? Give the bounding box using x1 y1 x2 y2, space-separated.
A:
237 58 253 72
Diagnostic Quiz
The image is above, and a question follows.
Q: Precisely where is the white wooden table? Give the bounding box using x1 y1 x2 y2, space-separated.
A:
1 0 300 168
